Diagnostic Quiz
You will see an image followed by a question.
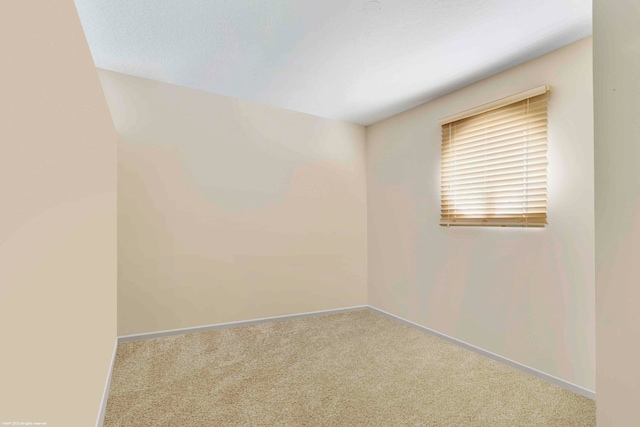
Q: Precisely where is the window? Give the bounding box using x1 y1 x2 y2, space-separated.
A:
439 85 550 227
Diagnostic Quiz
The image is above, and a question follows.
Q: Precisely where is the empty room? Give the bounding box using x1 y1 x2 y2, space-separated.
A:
1 0 639 426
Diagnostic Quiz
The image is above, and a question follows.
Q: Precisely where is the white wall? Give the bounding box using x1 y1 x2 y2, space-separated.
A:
0 1 117 425
366 37 594 391
98 70 368 336
594 0 640 424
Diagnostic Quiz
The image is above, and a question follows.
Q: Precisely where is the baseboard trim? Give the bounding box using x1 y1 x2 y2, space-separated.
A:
367 306 595 400
118 305 368 343
95 338 118 427
112 304 594 400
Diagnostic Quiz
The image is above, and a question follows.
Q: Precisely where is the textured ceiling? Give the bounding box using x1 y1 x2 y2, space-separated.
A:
75 0 591 126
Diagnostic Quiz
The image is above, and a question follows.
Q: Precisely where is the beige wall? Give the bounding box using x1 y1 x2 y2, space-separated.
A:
98 70 367 336
594 1 640 424
366 38 595 391
0 2 117 426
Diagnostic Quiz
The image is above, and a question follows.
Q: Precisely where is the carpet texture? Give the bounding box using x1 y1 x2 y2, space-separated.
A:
104 309 595 426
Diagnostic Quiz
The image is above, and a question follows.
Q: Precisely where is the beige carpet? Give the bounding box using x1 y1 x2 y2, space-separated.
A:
104 309 595 426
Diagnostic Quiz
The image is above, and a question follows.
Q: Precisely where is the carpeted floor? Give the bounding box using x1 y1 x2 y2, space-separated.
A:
104 309 595 426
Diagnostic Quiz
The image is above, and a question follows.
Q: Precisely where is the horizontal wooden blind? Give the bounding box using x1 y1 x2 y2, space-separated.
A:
440 89 549 227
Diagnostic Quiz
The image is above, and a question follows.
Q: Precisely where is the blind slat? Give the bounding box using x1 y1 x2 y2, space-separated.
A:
447 110 548 140
448 105 547 133
442 158 548 180
442 192 547 204
442 165 548 185
442 179 547 193
448 99 547 123
441 150 548 173
441 137 547 161
441 214 548 220
442 121 547 149
442 197 547 208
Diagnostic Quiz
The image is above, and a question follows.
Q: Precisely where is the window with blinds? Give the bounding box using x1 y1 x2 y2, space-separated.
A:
439 85 550 227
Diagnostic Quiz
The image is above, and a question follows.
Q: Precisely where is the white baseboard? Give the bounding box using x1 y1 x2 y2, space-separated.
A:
96 338 118 427
367 305 595 400
117 305 368 343
110 304 594 401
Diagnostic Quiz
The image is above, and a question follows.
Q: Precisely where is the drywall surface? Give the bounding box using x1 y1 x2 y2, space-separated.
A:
98 70 367 336
366 37 594 390
594 1 640 424
0 1 117 426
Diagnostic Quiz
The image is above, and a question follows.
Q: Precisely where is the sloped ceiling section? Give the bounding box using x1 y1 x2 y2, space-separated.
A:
75 0 591 125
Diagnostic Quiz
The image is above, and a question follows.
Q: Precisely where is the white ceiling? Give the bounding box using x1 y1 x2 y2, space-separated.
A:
74 0 591 126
